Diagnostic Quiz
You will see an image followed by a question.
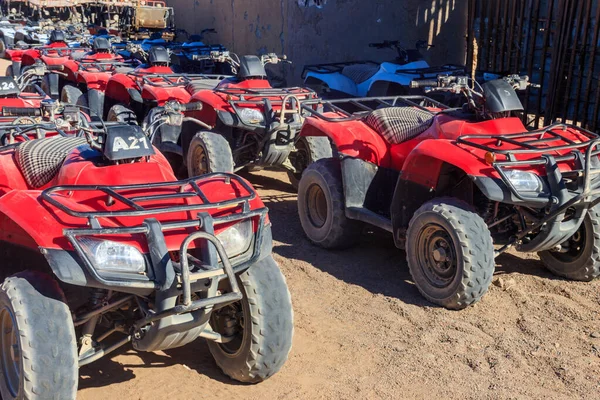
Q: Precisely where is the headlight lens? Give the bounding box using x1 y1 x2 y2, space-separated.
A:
79 237 146 274
216 220 253 258
239 108 265 125
505 169 543 192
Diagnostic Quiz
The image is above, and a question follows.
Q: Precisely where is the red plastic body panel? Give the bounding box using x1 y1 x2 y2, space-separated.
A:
105 66 174 105
188 78 317 129
0 145 266 252
304 111 593 188
5 49 24 62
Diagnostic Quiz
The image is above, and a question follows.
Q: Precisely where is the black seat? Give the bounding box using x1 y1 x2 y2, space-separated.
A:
186 79 223 94
342 63 380 84
92 37 111 52
15 137 88 188
364 107 434 145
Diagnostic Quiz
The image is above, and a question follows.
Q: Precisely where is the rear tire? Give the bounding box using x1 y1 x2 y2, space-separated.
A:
60 84 82 105
406 197 495 310
287 136 332 190
186 131 234 177
0 271 78 399
538 207 600 281
207 255 293 383
5 65 12 77
107 104 137 125
297 158 362 249
0 38 6 59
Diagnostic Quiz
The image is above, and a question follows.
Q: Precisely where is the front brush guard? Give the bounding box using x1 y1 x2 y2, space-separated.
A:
492 139 600 253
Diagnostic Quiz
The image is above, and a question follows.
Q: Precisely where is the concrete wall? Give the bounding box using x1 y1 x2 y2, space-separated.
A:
168 0 468 84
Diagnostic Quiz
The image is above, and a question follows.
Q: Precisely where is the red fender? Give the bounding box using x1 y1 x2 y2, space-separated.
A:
300 116 392 168
105 74 139 106
5 49 24 62
400 139 499 189
142 85 191 106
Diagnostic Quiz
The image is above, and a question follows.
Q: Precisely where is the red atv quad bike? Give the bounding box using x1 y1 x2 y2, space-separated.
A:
140 51 332 186
59 37 134 118
6 30 88 97
0 99 89 145
0 61 63 112
296 74 600 310
102 45 230 121
0 102 293 398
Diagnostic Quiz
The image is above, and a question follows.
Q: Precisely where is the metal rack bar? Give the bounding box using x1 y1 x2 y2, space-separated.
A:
41 173 256 219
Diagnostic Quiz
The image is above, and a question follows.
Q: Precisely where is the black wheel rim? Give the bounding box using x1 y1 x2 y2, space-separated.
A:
549 223 587 263
192 145 208 176
0 307 20 397
306 183 328 228
210 301 246 356
291 140 309 181
415 224 458 288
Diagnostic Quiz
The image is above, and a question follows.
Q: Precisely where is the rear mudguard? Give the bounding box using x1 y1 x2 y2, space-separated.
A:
10 60 21 76
86 89 105 120
44 73 60 98
299 117 391 168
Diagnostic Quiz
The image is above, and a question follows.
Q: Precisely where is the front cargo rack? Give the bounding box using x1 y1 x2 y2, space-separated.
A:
458 123 600 204
42 172 256 220
41 173 267 291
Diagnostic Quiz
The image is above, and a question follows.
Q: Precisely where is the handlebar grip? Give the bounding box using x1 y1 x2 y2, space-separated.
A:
183 102 203 111
2 107 42 117
47 65 64 71
409 79 439 89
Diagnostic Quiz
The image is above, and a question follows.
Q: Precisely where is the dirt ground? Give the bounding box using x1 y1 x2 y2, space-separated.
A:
76 170 600 400
2 58 599 399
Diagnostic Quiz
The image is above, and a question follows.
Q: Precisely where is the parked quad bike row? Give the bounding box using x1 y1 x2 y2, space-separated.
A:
0 19 598 400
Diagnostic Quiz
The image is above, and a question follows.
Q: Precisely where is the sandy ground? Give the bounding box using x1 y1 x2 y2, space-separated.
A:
77 170 600 400
3 58 600 399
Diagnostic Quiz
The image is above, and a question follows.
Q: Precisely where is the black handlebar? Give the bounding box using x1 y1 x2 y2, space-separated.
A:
2 107 42 117
409 79 439 89
183 102 203 111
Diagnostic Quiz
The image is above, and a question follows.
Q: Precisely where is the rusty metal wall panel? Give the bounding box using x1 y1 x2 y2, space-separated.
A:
468 0 600 130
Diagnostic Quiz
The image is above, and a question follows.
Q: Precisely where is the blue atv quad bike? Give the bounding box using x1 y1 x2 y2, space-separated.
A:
302 40 464 99
169 29 230 74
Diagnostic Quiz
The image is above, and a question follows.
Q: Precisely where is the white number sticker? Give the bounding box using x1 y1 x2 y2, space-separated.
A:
113 136 149 152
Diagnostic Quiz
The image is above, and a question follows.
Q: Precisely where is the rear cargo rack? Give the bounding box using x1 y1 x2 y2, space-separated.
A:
300 95 448 122
40 47 89 58
128 72 231 87
397 64 465 77
301 61 379 79
77 61 136 72
172 43 227 55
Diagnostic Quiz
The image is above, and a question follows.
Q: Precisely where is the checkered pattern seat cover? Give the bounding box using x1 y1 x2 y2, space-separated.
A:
342 64 380 84
15 137 88 188
364 107 434 145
